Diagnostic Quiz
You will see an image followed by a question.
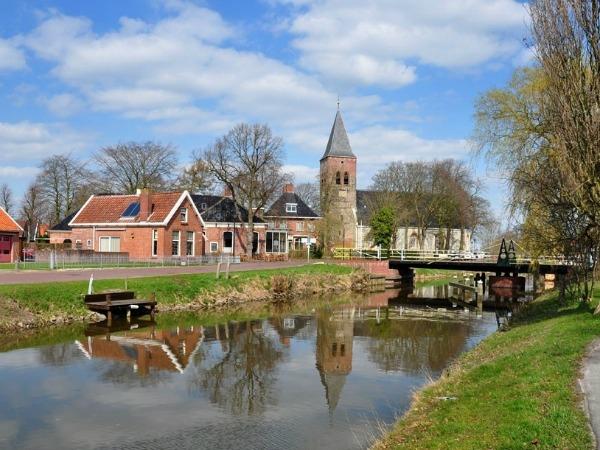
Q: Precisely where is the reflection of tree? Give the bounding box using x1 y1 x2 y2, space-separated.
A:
187 320 284 416
359 317 472 373
38 343 82 366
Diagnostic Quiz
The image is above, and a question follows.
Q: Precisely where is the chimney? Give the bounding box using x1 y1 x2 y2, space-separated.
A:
283 183 294 194
139 188 151 220
223 185 233 198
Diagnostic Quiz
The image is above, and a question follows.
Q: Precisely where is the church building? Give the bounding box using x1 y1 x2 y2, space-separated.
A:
319 109 471 252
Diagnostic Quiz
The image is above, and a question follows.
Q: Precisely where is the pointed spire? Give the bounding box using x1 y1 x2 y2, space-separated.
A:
321 109 355 160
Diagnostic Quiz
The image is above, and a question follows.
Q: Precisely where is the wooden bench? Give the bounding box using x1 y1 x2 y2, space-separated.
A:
84 291 157 324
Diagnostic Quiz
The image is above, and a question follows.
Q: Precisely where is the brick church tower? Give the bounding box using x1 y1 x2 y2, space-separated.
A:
320 109 357 247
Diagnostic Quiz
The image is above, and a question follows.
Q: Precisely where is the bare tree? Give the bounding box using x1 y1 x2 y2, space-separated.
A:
0 184 13 214
204 123 288 258
20 182 48 242
175 151 215 194
37 154 89 225
94 141 178 194
295 182 320 214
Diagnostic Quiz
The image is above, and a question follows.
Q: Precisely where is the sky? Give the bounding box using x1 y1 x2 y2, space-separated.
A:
0 0 533 216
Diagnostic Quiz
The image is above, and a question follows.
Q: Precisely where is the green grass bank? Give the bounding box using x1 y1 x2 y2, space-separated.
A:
374 289 600 450
0 264 354 331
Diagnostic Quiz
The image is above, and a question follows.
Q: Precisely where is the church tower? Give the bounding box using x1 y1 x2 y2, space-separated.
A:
320 109 357 247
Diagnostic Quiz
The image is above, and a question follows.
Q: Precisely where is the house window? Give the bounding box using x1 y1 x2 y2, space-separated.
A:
180 207 188 223
152 229 158 257
186 231 194 256
99 236 120 252
343 172 349 185
210 242 218 253
285 203 297 213
296 222 304 231
266 231 287 253
308 223 315 232
172 231 180 256
335 171 341 185
223 231 233 253
200 202 207 210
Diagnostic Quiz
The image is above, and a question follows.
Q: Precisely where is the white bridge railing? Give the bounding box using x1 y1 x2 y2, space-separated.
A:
332 248 569 265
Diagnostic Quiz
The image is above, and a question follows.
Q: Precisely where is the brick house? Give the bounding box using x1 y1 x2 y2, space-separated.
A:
264 183 320 252
191 194 267 256
48 210 79 247
68 189 205 259
0 207 23 263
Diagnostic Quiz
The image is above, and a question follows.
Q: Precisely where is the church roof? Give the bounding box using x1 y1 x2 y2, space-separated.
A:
321 110 355 160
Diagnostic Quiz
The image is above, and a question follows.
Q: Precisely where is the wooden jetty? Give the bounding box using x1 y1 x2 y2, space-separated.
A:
84 290 157 324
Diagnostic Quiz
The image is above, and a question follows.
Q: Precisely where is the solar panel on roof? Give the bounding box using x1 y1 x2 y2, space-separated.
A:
121 202 140 217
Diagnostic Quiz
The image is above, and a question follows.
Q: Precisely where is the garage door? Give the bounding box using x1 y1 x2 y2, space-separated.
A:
0 235 12 263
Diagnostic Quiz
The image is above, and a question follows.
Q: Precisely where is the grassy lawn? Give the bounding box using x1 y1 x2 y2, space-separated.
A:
375 289 600 450
0 264 352 319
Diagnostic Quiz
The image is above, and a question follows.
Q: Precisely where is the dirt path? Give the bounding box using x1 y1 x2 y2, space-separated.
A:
0 260 310 285
581 339 600 449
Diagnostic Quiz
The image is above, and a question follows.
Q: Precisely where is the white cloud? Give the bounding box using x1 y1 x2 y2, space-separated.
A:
0 166 40 178
283 164 319 184
0 121 91 161
39 93 85 117
288 0 529 87
0 38 26 71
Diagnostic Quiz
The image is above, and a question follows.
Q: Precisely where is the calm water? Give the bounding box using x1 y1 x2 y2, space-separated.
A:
0 287 501 450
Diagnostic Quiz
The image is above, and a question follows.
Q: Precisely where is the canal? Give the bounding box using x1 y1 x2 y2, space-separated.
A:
0 282 508 449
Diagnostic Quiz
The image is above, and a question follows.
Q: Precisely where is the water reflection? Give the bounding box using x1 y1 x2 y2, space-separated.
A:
0 289 503 450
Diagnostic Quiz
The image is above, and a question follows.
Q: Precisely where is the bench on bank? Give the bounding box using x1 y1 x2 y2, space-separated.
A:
83 290 157 323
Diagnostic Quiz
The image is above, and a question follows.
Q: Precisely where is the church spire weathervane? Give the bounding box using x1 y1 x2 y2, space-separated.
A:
337 95 340 111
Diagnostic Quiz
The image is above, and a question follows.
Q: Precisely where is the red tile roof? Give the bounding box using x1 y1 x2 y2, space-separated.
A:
71 191 186 225
0 207 23 233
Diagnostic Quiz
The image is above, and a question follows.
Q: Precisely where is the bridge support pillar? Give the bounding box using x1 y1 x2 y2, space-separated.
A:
398 268 414 283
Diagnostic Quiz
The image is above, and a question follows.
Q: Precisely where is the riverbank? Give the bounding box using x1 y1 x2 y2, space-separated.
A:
0 264 360 332
374 288 600 450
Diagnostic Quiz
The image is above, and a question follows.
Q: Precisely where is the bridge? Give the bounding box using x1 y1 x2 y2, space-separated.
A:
334 239 570 281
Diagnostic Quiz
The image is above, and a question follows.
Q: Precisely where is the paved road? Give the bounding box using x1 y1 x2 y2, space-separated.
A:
582 339 600 449
0 260 310 285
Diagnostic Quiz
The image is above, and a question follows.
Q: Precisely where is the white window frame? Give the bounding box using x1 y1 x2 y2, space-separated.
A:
285 203 297 213
86 239 92 248
210 241 218 253
180 207 188 223
172 230 180 256
151 229 158 257
223 231 233 253
98 236 120 253
266 231 288 253
296 221 304 232
186 231 195 256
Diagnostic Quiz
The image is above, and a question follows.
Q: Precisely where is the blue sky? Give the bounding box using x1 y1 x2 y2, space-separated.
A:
0 0 532 215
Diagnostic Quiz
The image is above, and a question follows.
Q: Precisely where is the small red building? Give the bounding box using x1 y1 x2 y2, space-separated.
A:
0 207 23 263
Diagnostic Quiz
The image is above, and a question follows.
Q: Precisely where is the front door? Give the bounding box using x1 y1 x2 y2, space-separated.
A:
0 234 13 262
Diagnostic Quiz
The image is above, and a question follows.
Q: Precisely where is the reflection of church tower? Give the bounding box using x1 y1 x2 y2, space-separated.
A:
315 309 354 412
320 109 357 247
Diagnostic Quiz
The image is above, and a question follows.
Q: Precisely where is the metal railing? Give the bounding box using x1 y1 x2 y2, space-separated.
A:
332 248 570 265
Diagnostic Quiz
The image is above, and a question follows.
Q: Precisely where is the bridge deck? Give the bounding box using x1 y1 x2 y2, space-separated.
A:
389 259 568 274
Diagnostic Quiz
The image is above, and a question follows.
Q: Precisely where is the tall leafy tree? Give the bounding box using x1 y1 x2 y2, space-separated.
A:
370 206 396 252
